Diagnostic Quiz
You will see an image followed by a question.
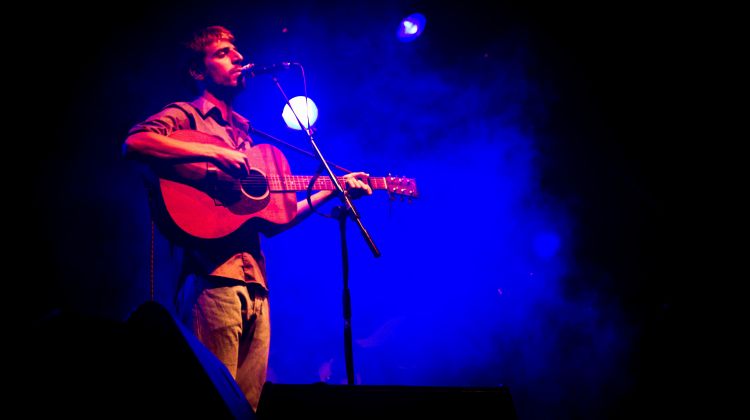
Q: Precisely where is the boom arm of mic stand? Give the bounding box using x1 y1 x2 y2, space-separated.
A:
268 75 381 258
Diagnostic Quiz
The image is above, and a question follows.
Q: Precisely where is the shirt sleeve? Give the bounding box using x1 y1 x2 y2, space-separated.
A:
127 103 196 137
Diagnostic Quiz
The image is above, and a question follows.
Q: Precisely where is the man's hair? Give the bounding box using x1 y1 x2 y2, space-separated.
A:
185 25 236 74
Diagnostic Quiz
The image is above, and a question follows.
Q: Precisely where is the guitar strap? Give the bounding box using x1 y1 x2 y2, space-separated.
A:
249 126 352 173
150 220 155 301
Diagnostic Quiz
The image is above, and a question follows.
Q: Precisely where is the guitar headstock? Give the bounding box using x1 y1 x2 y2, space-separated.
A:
385 174 419 201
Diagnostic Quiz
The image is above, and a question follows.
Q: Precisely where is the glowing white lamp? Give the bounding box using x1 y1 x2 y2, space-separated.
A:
282 96 319 130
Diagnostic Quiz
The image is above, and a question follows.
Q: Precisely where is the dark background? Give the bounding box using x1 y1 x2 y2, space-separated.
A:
14 0 699 418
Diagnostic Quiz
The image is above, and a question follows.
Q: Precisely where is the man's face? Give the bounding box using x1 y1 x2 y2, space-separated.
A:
201 39 245 88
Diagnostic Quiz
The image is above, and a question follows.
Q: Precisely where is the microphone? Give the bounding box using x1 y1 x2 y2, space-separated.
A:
240 62 294 77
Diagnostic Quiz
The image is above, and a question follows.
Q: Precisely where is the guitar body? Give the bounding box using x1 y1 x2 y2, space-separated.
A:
158 130 297 239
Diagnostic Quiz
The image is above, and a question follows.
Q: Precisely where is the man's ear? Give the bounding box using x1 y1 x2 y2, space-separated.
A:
189 68 205 81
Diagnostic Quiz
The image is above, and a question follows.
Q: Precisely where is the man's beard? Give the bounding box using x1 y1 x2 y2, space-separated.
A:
210 77 246 101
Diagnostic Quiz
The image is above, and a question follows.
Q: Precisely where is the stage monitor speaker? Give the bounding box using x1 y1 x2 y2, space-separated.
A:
256 382 517 419
125 300 255 419
21 301 254 419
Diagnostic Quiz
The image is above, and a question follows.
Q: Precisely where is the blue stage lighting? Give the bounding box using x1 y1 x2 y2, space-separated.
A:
396 13 426 42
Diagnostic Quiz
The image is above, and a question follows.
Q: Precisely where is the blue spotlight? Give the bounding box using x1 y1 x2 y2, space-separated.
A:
396 13 426 42
282 96 318 130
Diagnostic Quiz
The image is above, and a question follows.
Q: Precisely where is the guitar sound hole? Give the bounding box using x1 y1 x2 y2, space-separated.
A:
241 170 269 198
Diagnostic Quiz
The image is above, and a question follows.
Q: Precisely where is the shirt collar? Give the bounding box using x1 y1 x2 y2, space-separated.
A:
190 96 250 132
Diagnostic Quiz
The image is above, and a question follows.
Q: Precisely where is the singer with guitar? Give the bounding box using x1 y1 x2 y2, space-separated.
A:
122 25 375 412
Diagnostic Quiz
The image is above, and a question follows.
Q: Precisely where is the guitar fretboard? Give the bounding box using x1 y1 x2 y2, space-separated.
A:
258 175 417 198
266 176 390 192
237 173 417 198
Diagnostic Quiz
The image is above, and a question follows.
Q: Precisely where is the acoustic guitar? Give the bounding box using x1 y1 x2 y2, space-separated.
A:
155 130 418 239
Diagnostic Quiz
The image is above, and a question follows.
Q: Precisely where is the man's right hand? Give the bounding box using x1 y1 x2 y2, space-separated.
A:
212 147 251 179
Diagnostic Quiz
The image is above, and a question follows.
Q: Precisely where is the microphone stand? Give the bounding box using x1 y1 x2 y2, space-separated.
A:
269 73 381 386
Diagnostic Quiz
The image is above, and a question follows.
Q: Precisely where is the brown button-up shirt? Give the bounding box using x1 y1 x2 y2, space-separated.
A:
128 97 267 289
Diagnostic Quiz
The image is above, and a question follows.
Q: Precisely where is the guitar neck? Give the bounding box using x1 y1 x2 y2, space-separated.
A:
267 175 389 192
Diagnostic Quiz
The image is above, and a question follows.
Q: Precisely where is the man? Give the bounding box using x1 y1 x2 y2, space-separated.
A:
122 25 372 411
